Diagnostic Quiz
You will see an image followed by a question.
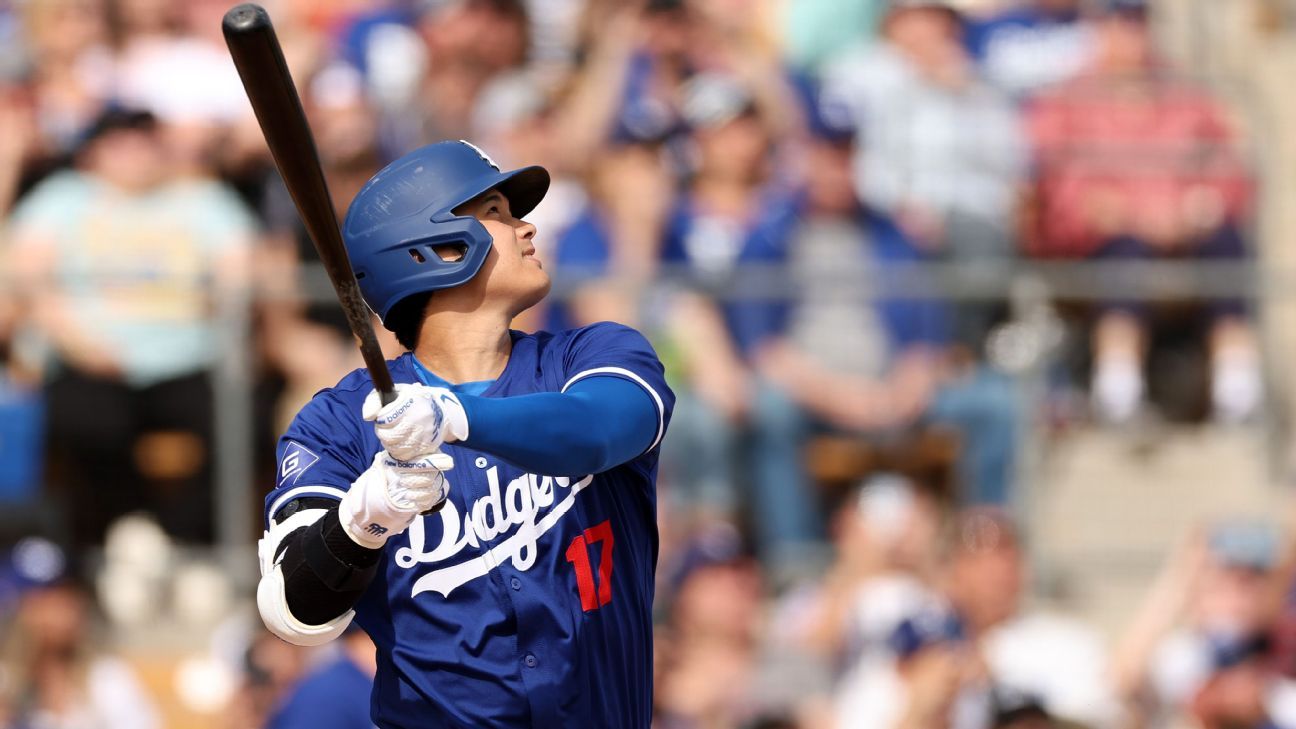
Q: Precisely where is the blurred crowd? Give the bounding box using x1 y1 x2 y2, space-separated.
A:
0 0 1276 726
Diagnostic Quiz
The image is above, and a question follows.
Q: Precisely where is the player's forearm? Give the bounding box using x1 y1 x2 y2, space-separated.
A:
458 376 659 475
282 509 382 622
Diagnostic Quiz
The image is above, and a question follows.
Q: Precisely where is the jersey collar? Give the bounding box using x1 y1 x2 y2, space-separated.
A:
406 347 502 396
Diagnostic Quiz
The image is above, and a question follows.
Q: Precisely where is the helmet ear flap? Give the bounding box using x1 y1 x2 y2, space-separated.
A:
412 213 491 266
351 215 495 322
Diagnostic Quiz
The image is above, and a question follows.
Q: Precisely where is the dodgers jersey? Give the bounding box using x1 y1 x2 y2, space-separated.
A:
267 322 674 728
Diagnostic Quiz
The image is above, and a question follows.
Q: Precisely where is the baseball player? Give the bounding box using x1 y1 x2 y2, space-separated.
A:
257 141 674 728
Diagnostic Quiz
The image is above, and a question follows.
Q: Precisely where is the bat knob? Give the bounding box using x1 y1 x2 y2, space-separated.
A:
222 3 270 35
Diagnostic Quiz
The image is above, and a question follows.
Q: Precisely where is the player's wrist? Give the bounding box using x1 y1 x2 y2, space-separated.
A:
338 503 394 549
436 389 469 443
339 451 454 549
315 509 385 565
363 383 466 455
339 454 415 548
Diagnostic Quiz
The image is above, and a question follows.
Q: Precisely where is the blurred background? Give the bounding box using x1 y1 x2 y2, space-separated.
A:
2 0 1296 726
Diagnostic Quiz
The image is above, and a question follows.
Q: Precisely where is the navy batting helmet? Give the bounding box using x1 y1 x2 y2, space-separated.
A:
342 140 550 325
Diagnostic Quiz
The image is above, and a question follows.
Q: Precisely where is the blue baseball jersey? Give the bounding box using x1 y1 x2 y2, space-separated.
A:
268 323 674 729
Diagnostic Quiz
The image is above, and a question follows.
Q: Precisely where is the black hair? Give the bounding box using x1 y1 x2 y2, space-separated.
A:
75 107 158 158
386 293 434 351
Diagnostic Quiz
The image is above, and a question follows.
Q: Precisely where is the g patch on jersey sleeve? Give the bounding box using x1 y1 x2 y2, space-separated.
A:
279 441 321 487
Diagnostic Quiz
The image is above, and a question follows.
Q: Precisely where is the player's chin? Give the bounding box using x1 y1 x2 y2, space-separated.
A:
534 270 552 298
516 270 551 309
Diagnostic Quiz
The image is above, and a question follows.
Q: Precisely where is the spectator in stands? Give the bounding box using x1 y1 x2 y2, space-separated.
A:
759 115 1018 506
833 508 1117 728
610 0 696 142
109 0 250 176
654 526 768 728
408 0 531 144
967 0 1095 98
821 0 1025 352
0 537 159 729
267 624 376 729
6 107 255 546
799 476 944 683
330 0 532 158
227 627 312 729
589 0 711 148
660 73 818 574
562 0 796 165
1025 0 1258 424
1112 521 1296 728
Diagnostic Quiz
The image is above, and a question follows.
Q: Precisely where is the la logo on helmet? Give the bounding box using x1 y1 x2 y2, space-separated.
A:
460 140 500 171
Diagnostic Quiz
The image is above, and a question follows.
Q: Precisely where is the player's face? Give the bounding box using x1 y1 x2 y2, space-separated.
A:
454 189 550 314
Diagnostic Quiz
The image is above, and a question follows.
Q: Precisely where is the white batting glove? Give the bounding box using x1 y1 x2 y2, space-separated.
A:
339 451 455 548
362 384 469 462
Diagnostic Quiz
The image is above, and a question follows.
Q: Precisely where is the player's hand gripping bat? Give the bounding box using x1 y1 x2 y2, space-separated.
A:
222 3 396 408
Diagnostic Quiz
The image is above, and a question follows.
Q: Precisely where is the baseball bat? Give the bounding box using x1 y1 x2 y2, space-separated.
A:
222 3 396 407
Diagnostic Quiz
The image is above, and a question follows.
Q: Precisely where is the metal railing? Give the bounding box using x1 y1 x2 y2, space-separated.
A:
14 254 1243 575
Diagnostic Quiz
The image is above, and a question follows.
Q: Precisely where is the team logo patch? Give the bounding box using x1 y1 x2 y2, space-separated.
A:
279 441 320 487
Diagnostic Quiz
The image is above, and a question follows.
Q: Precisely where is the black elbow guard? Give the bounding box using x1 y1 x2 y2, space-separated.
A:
278 502 384 625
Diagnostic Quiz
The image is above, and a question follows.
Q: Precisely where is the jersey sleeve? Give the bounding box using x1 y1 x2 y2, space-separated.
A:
560 322 675 453
266 390 370 526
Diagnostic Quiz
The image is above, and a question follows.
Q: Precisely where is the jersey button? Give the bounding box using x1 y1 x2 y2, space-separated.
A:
510 577 522 591
523 653 538 669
